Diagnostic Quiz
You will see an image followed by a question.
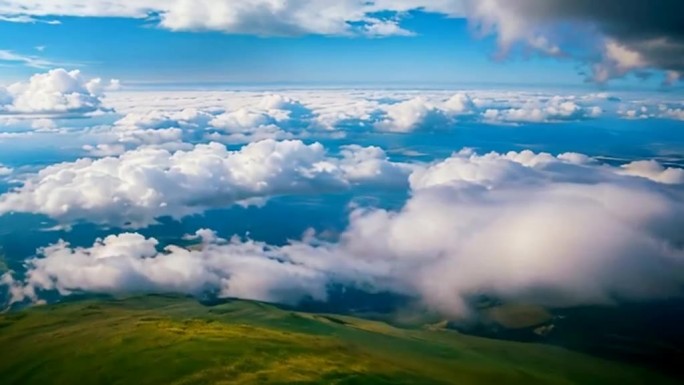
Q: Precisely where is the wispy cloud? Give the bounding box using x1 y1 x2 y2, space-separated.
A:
0 15 60 24
0 49 55 69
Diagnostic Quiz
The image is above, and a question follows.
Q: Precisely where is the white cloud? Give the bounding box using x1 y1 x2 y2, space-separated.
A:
375 93 475 132
0 0 465 37
659 106 684 121
617 102 684 122
374 92 602 129
4 148 683 316
593 40 649 83
0 139 412 228
0 15 60 24
376 97 448 132
0 49 55 69
339 150 684 315
115 108 213 131
0 68 118 115
620 160 684 185
30 118 57 131
83 127 189 156
0 164 12 176
4 231 333 306
84 94 318 153
207 94 313 142
93 89 676 154
482 96 600 123
361 19 414 37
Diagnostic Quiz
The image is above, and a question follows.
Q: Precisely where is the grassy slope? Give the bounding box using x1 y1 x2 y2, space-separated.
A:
0 295 678 385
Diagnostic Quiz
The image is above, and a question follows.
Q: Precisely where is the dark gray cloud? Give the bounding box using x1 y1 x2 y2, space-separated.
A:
465 0 684 83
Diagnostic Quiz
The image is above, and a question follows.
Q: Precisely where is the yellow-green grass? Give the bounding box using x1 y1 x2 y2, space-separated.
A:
0 295 677 385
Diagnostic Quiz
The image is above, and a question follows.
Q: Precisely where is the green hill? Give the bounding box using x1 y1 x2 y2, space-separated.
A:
0 295 678 385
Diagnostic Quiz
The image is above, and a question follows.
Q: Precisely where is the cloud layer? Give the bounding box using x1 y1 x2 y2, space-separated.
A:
0 139 412 227
4 148 683 316
99 89 638 143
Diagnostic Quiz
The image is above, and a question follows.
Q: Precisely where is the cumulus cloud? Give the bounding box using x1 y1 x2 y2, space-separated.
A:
0 164 12 176
115 108 213 131
0 68 119 115
342 149 684 314
4 148 683 316
207 94 313 142
482 96 602 123
84 94 319 154
0 139 412 228
374 92 605 129
620 160 684 185
618 102 684 122
661 107 684 121
375 93 475 132
3 231 333 306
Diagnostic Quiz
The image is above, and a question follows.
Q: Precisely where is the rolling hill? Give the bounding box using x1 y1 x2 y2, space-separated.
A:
0 294 680 385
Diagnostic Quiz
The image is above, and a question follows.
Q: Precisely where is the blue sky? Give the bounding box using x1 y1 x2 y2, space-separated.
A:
0 12 668 88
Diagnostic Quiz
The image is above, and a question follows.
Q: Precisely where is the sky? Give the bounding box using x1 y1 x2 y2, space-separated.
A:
0 15 574 86
0 1 683 316
0 0 681 89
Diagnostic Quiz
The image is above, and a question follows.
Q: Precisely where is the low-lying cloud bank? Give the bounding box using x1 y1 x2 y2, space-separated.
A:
94 89 674 148
4 148 683 316
0 68 119 116
3 72 679 151
0 139 413 228
98 89 683 147
91 94 316 153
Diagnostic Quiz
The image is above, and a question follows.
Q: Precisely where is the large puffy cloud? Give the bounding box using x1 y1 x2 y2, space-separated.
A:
464 0 684 83
3 231 334 306
207 94 313 142
4 148 684 316
0 68 119 115
375 94 476 132
337 149 684 315
619 160 684 185
0 139 412 228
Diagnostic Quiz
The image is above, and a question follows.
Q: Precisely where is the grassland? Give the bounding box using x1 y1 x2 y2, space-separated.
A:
0 294 679 385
